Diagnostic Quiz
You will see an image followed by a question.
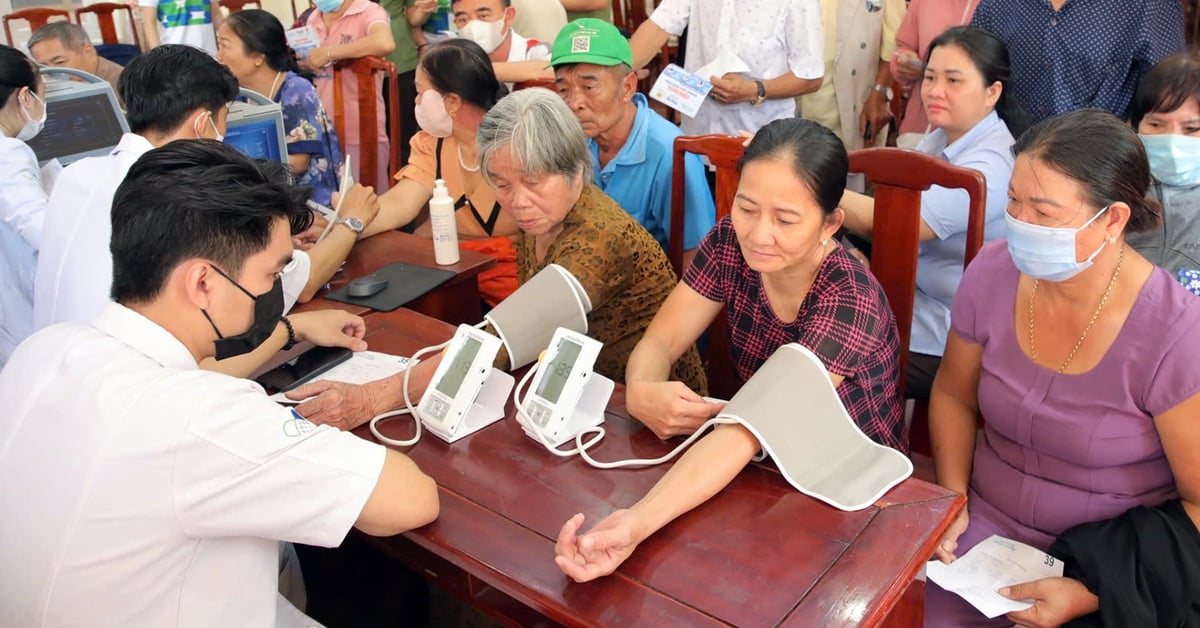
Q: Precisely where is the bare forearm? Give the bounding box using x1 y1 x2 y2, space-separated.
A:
559 0 607 9
140 7 161 49
300 228 357 302
762 72 822 99
369 180 430 236
491 60 554 84
839 189 876 234
928 388 977 495
629 19 669 69
627 426 760 542
625 335 676 384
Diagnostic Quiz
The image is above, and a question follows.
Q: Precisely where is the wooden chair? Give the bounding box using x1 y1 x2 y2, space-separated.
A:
4 8 71 46
847 147 987 454
669 134 746 399
75 3 141 66
332 56 401 190
75 3 141 47
216 0 263 14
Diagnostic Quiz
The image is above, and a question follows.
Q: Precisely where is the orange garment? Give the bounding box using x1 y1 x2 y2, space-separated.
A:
461 236 517 307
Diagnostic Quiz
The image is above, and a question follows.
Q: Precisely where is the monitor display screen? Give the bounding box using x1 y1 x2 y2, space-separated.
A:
224 116 285 162
26 92 126 164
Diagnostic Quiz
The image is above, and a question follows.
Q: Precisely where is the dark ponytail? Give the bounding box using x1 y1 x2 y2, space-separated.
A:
223 10 306 77
0 45 39 109
926 26 1030 139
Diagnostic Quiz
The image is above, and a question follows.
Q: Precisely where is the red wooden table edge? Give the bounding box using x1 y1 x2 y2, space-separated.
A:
365 484 730 627
861 493 965 626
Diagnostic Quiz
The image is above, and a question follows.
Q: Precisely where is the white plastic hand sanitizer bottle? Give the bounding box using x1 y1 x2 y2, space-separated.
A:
430 178 460 265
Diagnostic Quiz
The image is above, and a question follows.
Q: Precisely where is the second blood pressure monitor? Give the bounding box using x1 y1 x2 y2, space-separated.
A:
518 328 612 448
419 325 513 443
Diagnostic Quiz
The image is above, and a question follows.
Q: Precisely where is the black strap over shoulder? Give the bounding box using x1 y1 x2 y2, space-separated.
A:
434 136 503 236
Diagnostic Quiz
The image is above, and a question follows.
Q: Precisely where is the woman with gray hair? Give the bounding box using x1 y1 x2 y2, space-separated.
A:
478 88 706 395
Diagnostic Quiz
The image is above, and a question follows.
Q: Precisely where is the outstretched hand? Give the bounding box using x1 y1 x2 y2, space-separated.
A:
554 511 643 583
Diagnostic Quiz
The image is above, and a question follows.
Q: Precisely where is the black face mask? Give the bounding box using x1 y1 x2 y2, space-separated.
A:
202 265 284 360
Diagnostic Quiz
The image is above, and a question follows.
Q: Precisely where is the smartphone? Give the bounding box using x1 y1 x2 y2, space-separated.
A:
255 346 353 393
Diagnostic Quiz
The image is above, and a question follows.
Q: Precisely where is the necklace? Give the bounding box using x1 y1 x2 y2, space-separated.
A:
1028 245 1124 374
457 145 480 172
267 71 283 100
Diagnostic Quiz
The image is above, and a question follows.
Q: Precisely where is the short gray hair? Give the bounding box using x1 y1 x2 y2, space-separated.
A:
28 22 91 53
477 88 593 186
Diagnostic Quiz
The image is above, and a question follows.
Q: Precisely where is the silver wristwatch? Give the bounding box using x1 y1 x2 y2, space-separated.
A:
337 217 365 235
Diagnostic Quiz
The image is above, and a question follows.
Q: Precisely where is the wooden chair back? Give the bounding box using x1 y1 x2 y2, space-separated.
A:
332 56 401 190
75 3 141 48
847 147 987 391
670 134 745 399
4 8 71 46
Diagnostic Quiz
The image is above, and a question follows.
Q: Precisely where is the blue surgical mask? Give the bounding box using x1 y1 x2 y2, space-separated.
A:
1005 206 1110 282
1140 134 1200 187
314 0 342 13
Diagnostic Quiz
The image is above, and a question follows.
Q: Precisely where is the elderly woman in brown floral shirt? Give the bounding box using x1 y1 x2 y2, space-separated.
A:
477 88 706 396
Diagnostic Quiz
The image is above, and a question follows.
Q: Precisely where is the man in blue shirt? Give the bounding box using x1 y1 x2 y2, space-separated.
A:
550 19 715 266
971 0 1183 123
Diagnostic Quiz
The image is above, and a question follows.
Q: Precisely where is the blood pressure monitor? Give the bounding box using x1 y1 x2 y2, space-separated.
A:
518 328 612 447
419 325 513 443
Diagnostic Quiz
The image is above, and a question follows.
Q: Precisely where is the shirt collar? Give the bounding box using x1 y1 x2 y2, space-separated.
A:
919 110 1003 162
112 132 155 158
91 303 199 370
506 32 528 62
589 93 651 168
341 0 370 16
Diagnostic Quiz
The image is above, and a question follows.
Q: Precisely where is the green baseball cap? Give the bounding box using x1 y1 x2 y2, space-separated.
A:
550 18 634 68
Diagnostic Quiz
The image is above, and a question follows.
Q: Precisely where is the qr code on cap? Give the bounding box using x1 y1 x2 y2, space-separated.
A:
571 35 590 53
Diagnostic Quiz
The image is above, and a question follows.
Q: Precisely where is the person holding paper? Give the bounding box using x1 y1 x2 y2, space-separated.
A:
549 19 715 266
837 26 1028 399
552 117 905 583
627 0 824 135
925 109 1200 626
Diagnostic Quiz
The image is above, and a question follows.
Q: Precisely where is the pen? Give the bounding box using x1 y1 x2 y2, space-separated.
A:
306 199 337 221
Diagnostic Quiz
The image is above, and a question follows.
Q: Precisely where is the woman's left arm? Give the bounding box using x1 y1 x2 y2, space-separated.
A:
839 189 938 241
1154 391 1200 529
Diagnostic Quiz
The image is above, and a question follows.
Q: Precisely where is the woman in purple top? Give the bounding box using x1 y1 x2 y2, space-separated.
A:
551 118 906 584
926 109 1200 626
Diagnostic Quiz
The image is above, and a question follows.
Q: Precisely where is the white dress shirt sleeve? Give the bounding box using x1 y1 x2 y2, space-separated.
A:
783 0 826 80
172 380 386 548
649 0 692 37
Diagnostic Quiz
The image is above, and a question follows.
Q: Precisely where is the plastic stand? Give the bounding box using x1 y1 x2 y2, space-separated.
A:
521 373 615 448
423 369 515 443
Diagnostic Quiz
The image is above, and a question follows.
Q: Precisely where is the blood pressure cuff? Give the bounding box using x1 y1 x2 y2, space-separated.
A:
485 263 591 369
715 343 912 511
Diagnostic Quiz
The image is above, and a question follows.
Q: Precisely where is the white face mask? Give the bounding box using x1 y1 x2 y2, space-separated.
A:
415 89 454 138
458 18 507 54
15 89 46 142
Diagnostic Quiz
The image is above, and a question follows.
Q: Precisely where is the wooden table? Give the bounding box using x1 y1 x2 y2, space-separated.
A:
291 231 496 325
354 308 965 627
